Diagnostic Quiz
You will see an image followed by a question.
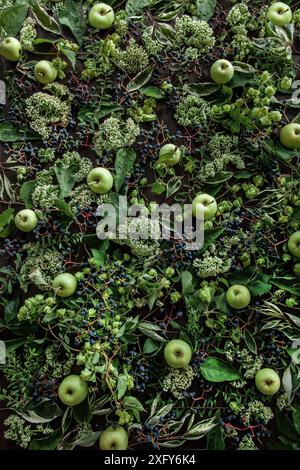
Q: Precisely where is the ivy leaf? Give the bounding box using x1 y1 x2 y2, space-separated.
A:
20 180 35 208
91 240 109 266
196 0 216 21
58 0 86 45
114 148 137 192
126 0 153 16
0 2 29 36
30 0 61 35
200 357 241 382
54 163 77 199
127 66 153 92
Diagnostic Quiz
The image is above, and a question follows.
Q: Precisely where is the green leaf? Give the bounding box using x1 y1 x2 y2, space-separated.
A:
20 180 35 208
0 122 26 142
60 46 76 69
181 271 195 295
73 398 92 424
123 396 145 412
30 0 61 35
138 321 166 342
4 297 20 323
0 2 29 36
114 148 137 192
247 279 272 296
196 0 216 21
127 66 153 91
151 180 165 195
244 329 257 354
143 337 159 354
200 357 241 382
126 0 153 16
91 240 109 266
206 421 225 449
184 417 216 440
24 399 63 423
0 207 14 232
117 373 128 399
54 163 77 199
54 199 75 219
58 0 86 45
29 428 62 450
292 405 300 436
276 409 300 441
5 338 27 353
140 86 165 99
200 227 225 252
184 82 220 96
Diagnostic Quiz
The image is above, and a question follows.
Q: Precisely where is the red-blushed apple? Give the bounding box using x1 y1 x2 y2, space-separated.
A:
156 143 181 168
0 37 22 61
255 368 281 395
14 209 38 233
164 339 192 368
99 425 128 450
87 167 113 194
210 59 234 85
266 2 292 26
288 231 300 258
88 3 115 30
58 374 88 406
226 285 251 309
280 123 300 149
52 273 77 297
34 60 57 84
192 193 217 220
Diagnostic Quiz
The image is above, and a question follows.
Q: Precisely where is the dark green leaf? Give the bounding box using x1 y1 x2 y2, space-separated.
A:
58 0 86 45
54 163 77 199
73 398 92 424
196 0 216 21
206 424 225 450
29 428 62 450
184 82 220 96
30 0 61 35
127 66 153 91
60 46 76 69
244 329 257 354
126 0 153 16
4 297 20 323
247 279 272 296
20 180 35 208
143 337 159 354
114 148 137 192
140 86 165 99
117 374 128 399
0 2 29 36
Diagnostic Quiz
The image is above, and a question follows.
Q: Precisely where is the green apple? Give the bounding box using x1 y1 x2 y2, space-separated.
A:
14 209 38 232
99 425 128 450
156 143 181 167
280 123 300 149
164 339 192 368
266 2 292 26
53 273 77 297
34 60 57 84
58 375 88 406
288 231 300 258
210 59 234 85
88 3 115 30
192 193 217 220
87 167 113 194
255 368 281 395
0 37 22 61
226 285 251 309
